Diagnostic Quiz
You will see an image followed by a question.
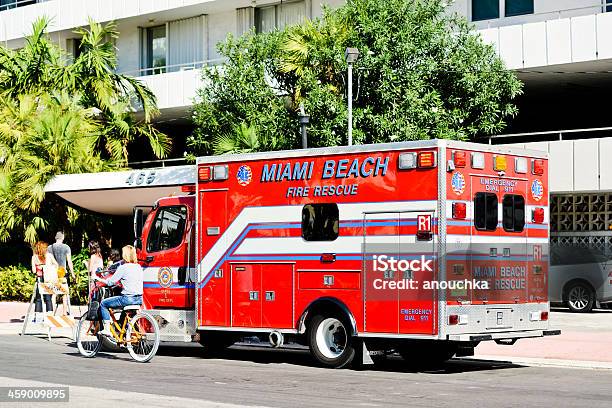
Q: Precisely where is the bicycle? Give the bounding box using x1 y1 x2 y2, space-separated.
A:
75 274 160 363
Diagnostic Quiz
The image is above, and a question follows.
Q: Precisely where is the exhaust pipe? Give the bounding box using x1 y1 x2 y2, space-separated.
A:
269 331 284 348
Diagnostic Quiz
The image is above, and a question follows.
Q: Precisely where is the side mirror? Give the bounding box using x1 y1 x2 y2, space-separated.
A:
133 208 146 242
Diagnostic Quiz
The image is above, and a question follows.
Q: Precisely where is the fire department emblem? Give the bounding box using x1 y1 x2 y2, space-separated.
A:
237 165 252 186
451 172 465 195
531 179 544 201
158 267 173 288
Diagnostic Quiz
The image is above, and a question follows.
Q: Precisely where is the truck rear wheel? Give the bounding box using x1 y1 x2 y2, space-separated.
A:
308 314 355 368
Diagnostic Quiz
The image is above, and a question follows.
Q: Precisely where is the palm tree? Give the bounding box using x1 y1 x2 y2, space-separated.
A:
0 92 118 243
278 12 349 106
0 17 171 162
213 123 279 155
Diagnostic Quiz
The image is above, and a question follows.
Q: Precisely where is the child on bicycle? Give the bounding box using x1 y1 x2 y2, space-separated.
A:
95 245 143 337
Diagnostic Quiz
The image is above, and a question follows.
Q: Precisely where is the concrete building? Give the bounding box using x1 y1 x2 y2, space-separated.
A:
2 0 612 245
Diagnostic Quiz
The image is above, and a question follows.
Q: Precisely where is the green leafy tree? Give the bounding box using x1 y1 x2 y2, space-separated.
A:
191 0 522 155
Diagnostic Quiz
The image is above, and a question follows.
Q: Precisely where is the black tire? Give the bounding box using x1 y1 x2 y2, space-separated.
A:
308 314 355 368
100 335 122 352
398 341 457 368
199 333 235 355
566 281 595 313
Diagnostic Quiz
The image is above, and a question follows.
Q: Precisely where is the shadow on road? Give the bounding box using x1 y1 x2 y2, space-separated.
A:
55 336 523 374
154 343 523 374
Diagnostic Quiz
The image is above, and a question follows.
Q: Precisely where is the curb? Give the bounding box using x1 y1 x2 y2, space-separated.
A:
467 355 612 370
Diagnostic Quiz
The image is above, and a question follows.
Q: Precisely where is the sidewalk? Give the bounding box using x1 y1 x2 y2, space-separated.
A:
0 302 84 338
474 308 612 368
0 301 85 324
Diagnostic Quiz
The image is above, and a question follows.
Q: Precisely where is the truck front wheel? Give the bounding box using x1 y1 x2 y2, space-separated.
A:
308 314 355 368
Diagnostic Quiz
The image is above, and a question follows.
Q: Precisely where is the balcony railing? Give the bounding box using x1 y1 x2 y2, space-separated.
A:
476 1 612 28
488 126 612 144
0 0 39 12
120 58 226 77
128 157 190 169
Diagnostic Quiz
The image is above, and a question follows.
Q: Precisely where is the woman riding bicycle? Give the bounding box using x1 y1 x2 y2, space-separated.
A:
95 245 143 337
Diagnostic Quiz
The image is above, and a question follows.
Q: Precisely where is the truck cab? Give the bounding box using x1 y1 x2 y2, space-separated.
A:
136 195 196 311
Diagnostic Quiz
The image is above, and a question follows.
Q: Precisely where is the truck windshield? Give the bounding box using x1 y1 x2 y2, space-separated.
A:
147 206 187 252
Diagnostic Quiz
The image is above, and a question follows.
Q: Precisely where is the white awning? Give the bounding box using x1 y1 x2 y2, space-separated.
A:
44 166 195 216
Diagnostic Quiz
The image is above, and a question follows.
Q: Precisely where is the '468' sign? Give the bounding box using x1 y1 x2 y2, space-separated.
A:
125 170 157 186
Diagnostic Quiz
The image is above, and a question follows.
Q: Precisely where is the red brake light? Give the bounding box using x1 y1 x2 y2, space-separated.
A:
448 314 459 325
418 152 436 168
540 311 549 321
532 207 544 224
453 151 466 167
452 202 466 219
198 166 211 182
532 159 544 175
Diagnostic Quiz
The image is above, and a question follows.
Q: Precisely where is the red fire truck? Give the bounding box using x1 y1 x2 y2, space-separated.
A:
132 140 558 368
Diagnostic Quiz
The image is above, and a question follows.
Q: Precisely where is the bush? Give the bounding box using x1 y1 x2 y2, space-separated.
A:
0 249 90 304
0 265 35 301
71 248 90 305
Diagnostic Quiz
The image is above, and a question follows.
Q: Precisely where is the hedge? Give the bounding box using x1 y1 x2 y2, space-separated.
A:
0 251 90 304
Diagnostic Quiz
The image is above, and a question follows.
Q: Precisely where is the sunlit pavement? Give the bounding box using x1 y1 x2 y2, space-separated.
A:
475 308 612 366
1 335 612 408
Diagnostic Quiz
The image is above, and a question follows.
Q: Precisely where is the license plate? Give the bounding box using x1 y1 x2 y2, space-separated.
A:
486 308 513 329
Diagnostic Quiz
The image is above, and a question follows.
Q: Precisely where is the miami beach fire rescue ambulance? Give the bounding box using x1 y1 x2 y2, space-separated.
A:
62 140 560 368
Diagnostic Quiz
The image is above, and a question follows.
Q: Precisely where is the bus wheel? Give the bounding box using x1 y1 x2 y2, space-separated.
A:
308 314 355 368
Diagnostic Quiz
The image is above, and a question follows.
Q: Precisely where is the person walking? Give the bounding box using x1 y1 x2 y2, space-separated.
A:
86 241 104 292
96 245 143 337
47 231 75 315
31 241 54 322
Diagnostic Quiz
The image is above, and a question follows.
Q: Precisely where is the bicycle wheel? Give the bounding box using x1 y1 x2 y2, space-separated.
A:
75 315 101 358
126 312 160 363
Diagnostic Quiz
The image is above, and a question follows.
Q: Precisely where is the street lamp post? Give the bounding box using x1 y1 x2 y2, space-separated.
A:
345 47 360 146
298 103 310 149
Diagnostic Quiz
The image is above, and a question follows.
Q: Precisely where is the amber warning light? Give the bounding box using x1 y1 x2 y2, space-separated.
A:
417 152 437 168
198 166 211 182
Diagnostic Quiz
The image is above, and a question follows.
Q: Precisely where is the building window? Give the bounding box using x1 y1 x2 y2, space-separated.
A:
66 38 83 61
301 204 339 241
505 0 534 17
472 0 499 21
255 0 308 33
0 0 36 12
502 194 525 232
142 25 167 75
474 192 498 231
147 206 187 252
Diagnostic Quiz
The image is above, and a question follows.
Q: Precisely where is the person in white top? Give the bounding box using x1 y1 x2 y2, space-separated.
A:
86 241 104 281
96 245 143 337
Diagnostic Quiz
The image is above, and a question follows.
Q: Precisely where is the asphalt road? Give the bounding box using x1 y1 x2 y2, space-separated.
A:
0 335 611 408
